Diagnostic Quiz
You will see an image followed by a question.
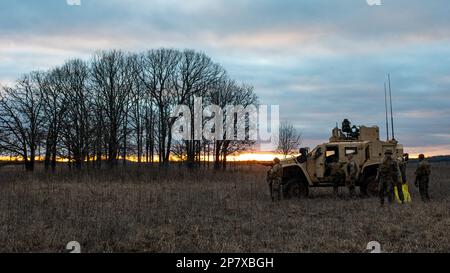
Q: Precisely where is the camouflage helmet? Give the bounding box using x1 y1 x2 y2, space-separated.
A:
418 154 425 160
273 157 281 164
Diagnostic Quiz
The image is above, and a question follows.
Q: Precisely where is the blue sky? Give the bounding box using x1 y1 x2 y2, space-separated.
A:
1 0 449 155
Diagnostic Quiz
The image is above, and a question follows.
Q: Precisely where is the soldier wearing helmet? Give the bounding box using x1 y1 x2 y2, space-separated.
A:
415 154 431 202
267 157 283 201
376 150 400 206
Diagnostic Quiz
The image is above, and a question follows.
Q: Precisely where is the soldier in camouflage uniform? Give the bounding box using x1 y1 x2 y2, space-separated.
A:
346 154 358 197
399 153 409 185
396 153 411 203
415 154 431 202
268 157 283 201
393 159 405 204
376 150 399 206
392 153 408 203
330 158 345 197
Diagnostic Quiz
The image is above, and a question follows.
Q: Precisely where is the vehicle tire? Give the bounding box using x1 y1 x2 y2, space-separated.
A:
361 175 378 196
284 179 309 199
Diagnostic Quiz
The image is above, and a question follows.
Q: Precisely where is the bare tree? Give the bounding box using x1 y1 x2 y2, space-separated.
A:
38 68 68 172
141 49 180 165
143 95 156 163
220 84 258 169
0 73 45 171
0 48 258 171
277 121 302 158
128 54 146 163
175 49 225 168
59 59 91 169
207 80 258 169
91 50 133 168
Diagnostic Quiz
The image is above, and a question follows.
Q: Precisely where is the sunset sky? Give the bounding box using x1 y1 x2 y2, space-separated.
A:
1 0 449 157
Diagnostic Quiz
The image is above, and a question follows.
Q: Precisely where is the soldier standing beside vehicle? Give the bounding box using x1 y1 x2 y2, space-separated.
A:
376 150 399 206
399 153 409 185
396 153 410 203
393 156 405 204
330 158 345 197
346 154 358 197
415 154 431 202
268 157 283 201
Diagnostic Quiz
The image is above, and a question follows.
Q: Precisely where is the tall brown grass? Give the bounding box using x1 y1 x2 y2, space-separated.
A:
0 163 449 253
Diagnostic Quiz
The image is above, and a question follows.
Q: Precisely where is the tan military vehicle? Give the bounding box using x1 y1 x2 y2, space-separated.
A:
278 119 404 198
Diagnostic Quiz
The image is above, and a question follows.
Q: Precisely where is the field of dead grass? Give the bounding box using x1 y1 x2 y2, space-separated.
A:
0 163 449 253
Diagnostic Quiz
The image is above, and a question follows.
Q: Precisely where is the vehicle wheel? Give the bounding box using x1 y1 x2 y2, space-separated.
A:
362 175 378 196
284 179 309 199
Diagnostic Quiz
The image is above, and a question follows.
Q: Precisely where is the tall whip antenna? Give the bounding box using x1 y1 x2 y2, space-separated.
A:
384 81 390 140
388 74 395 140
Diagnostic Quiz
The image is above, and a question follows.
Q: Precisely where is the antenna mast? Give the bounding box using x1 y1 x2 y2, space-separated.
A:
388 74 395 140
384 81 390 140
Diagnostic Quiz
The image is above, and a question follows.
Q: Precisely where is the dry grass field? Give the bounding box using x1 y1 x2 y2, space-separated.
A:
0 163 449 253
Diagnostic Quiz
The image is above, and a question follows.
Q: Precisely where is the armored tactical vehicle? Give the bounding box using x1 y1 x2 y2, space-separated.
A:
278 119 404 198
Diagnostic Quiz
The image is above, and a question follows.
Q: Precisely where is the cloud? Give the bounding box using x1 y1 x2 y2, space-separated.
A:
407 144 450 157
0 0 449 153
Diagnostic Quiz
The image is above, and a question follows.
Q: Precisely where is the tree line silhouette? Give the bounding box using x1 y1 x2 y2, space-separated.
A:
0 49 258 171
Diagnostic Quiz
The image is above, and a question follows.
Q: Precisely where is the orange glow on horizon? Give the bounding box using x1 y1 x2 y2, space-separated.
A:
0 153 285 163
1 147 450 164
227 152 288 162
